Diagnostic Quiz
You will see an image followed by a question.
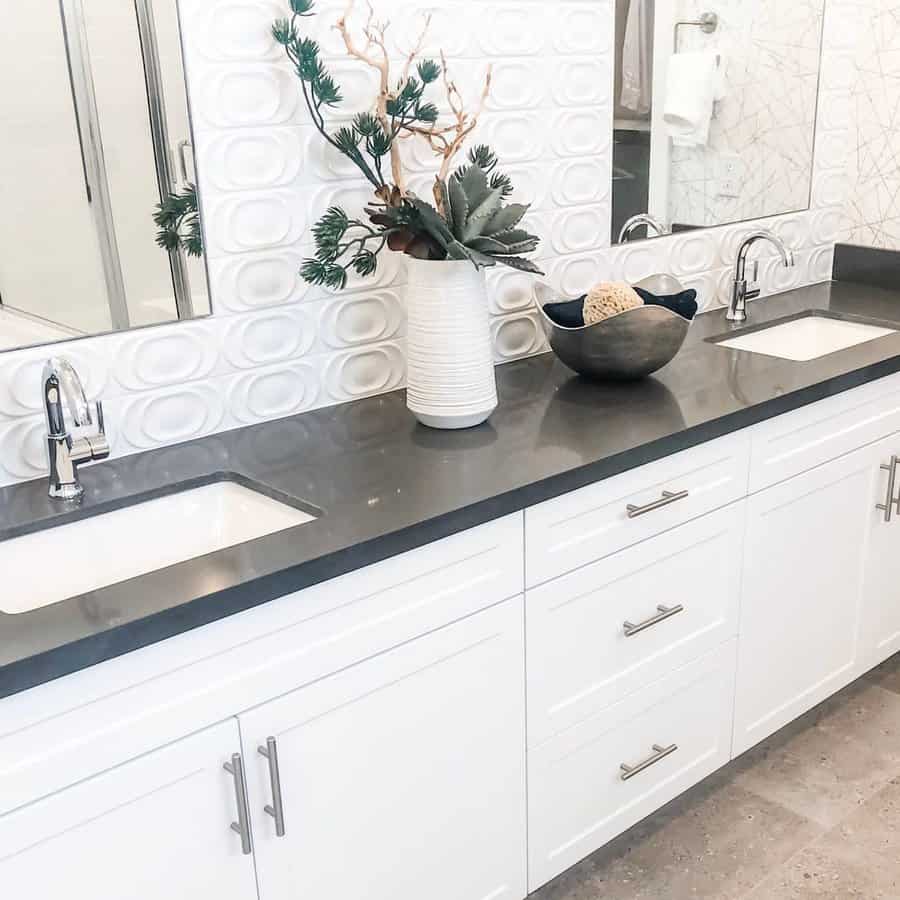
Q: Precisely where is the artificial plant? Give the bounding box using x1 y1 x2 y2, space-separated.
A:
154 184 203 258
273 0 543 289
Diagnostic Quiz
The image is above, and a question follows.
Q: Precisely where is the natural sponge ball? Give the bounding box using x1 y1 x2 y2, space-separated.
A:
583 282 643 325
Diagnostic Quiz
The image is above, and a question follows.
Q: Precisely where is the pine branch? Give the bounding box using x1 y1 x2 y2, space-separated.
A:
153 184 203 258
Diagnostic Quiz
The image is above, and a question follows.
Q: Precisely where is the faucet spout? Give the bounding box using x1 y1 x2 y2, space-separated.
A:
42 357 109 500
618 214 669 244
728 230 796 324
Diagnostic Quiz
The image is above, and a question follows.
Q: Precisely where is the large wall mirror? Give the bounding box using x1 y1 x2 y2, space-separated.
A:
612 1 827 244
0 0 208 352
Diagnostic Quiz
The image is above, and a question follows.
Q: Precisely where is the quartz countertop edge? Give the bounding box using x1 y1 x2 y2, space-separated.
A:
3 279 900 699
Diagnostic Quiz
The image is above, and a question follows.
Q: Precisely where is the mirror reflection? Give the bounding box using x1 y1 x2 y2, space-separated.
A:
0 0 209 352
612 1 826 243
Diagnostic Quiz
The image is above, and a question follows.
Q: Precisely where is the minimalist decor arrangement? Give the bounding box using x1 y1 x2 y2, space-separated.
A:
154 185 203 258
274 0 543 428
536 275 697 381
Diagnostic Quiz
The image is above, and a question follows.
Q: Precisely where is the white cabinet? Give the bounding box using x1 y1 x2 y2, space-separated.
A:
528 642 736 891
860 438 900 669
0 720 256 900
733 441 886 755
526 503 744 745
238 598 528 900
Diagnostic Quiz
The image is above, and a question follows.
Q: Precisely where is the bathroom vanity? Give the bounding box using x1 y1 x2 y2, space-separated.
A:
4 280 900 898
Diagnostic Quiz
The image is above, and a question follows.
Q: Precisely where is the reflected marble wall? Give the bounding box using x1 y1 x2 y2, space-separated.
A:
669 0 826 227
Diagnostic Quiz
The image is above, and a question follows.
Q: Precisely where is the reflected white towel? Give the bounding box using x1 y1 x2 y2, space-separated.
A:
664 51 720 147
621 0 652 115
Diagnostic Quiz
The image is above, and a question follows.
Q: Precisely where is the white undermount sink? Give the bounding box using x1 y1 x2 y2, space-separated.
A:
1 481 317 615
713 313 897 361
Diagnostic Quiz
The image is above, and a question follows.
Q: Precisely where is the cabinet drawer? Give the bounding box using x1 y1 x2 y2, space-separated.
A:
525 431 750 586
749 372 900 492
0 514 523 815
527 503 744 746
527 641 736 892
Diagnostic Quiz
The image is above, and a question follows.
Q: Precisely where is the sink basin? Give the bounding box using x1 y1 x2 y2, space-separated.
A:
710 311 897 361
1 480 317 615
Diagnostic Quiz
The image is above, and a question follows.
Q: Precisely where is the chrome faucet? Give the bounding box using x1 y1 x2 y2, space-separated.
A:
42 357 109 500
618 213 670 244
728 230 796 323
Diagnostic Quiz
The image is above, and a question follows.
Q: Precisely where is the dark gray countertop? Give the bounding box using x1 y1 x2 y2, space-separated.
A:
4 278 900 698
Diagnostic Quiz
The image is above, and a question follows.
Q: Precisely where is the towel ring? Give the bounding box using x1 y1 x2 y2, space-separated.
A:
673 11 720 66
674 11 719 51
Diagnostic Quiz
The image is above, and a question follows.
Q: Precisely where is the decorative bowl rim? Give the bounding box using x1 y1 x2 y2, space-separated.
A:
534 276 695 332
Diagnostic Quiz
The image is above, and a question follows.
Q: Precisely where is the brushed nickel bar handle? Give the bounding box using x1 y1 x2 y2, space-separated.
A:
258 737 286 837
620 743 678 781
224 753 253 855
877 456 900 523
627 489 689 519
623 604 685 638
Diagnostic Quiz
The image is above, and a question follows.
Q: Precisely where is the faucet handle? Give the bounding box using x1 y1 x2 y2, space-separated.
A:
87 400 110 460
93 400 106 436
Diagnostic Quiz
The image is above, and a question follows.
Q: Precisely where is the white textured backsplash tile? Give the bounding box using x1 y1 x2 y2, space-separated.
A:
0 0 859 486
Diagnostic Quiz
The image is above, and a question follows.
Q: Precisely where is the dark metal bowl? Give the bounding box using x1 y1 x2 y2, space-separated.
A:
535 274 693 381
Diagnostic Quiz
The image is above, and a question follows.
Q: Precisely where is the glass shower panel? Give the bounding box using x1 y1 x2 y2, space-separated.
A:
81 0 183 327
0 0 112 335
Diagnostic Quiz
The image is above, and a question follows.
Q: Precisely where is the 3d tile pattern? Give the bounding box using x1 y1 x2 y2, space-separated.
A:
0 0 855 486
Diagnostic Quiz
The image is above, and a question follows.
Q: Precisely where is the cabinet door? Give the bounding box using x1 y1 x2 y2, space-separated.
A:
0 719 257 900
860 436 900 669
239 599 527 900
734 445 874 755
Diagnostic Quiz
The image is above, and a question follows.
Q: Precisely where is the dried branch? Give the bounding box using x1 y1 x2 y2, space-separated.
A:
400 13 432 84
335 0 406 195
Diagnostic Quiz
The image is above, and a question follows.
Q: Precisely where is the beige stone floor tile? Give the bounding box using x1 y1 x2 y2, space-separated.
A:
530 774 822 900
744 828 900 899
730 716 898 828
834 777 900 864
864 654 900 697
815 679 900 764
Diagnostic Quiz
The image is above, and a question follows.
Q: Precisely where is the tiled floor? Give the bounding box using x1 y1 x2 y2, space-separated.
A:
531 655 900 900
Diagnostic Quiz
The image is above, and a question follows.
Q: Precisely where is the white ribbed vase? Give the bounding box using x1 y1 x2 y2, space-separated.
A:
405 258 498 430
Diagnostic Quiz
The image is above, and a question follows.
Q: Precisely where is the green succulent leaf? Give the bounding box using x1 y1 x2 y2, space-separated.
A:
462 189 504 242
407 196 454 247
490 228 533 245
447 175 469 237
468 236 515 255
458 164 492 211
484 202 529 236
493 255 544 275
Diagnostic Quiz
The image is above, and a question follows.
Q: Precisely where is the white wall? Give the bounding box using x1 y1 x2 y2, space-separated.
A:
0 0 857 487
843 0 900 247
